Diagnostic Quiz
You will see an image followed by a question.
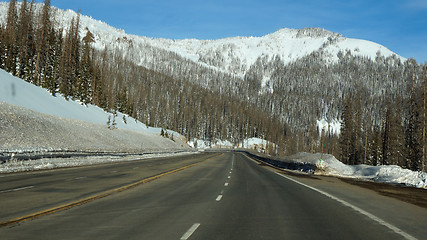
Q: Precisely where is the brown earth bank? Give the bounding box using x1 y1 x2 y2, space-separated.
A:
339 177 427 209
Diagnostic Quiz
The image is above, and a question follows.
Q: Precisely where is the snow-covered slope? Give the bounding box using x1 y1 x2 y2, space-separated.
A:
0 3 405 79
0 68 188 152
149 28 404 77
0 69 179 136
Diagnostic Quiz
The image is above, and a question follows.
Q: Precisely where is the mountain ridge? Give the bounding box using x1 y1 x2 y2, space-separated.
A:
0 2 405 79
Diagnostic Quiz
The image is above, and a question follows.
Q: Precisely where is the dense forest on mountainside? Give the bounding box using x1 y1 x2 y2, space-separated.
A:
0 1 425 172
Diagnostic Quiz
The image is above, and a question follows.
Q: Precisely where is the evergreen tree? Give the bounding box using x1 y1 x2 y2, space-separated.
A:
4 0 18 75
78 28 95 103
34 0 51 86
353 91 363 164
16 0 35 80
422 68 427 172
340 94 355 165
369 125 382 166
405 75 422 170
382 102 405 166
45 28 62 95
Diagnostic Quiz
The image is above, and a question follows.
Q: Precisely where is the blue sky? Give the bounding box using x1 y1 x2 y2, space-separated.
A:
46 0 427 63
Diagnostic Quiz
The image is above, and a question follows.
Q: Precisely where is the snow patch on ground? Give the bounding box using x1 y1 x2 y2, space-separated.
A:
288 153 427 189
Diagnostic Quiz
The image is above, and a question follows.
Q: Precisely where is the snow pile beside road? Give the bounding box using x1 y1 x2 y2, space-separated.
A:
288 153 427 189
0 152 195 173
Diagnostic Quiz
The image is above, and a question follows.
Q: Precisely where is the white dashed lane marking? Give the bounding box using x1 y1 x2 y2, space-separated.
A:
180 223 201 240
0 186 34 194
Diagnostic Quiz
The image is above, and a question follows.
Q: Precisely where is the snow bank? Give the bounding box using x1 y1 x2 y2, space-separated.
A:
288 153 427 189
0 152 196 173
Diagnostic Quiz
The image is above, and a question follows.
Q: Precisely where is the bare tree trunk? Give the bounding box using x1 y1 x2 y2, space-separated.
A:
423 72 426 172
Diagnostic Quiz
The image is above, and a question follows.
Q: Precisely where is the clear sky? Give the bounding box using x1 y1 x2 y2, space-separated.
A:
43 0 427 63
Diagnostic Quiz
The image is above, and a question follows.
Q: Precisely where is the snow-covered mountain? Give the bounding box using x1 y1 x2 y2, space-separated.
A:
0 2 405 79
146 27 404 77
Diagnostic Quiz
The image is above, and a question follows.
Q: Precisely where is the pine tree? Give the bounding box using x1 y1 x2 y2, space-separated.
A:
422 68 427 172
45 28 62 95
382 102 404 166
78 28 95 103
362 112 372 165
107 115 111 129
16 0 34 80
353 91 363 164
34 0 51 86
59 15 80 98
340 94 355 165
369 125 382 166
405 74 422 170
4 0 18 75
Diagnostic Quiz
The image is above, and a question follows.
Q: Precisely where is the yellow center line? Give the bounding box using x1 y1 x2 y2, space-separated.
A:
0 153 223 228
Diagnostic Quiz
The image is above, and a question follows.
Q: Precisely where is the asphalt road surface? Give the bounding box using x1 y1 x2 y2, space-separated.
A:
0 152 426 239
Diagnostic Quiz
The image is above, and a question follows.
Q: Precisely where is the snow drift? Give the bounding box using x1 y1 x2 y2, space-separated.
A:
288 153 427 189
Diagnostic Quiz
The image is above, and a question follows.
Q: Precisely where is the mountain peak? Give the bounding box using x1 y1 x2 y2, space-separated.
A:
296 27 342 38
268 27 342 39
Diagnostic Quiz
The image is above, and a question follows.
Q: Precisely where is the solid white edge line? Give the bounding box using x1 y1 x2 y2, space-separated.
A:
216 195 223 201
0 185 34 194
275 172 418 240
180 223 201 240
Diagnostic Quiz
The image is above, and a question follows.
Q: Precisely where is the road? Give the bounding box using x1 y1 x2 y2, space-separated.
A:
0 152 426 239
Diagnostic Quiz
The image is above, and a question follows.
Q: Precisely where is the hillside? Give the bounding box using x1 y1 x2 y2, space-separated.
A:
0 68 188 153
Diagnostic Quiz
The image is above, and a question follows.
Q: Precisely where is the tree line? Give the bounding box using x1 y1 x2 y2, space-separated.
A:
340 72 426 172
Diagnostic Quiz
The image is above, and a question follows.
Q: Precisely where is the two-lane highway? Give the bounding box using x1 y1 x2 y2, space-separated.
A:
0 152 219 223
1 152 426 239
